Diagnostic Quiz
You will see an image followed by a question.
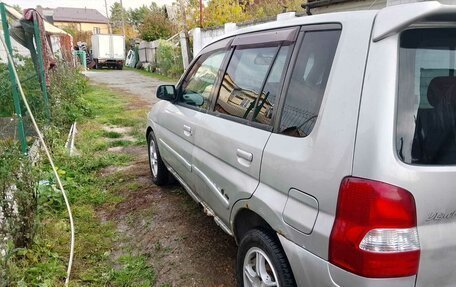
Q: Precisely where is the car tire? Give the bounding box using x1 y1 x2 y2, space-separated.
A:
148 131 169 186
237 229 296 287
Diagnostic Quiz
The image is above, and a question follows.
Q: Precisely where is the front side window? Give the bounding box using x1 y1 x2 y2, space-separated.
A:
179 49 227 109
215 45 279 121
279 30 341 137
397 28 456 165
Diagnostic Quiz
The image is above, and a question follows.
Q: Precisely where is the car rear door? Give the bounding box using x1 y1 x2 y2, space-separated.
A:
191 28 299 226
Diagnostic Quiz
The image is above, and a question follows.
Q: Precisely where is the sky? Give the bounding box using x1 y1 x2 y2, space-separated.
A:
3 0 175 17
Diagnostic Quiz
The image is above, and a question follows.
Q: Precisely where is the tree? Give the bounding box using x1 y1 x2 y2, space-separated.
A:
138 9 176 41
129 5 150 27
110 2 129 31
203 0 250 28
246 0 303 18
129 3 163 27
181 0 304 29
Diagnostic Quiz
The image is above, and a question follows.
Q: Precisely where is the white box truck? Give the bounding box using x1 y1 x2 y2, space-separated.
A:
91 34 125 70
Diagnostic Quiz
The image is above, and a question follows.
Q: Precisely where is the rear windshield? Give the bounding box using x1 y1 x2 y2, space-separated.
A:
397 28 456 165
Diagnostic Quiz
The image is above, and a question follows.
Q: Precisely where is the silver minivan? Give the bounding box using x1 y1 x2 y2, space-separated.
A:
146 2 456 286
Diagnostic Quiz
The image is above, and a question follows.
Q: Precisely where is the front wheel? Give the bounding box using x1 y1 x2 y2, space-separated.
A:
148 131 169 186
237 229 296 287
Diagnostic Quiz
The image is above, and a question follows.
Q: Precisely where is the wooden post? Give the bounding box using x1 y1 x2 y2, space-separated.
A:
199 0 203 28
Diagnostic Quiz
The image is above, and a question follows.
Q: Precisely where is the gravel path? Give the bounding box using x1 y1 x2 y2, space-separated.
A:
83 70 172 106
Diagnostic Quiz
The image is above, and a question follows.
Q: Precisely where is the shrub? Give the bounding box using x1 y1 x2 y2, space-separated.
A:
0 57 42 119
156 40 184 79
0 140 37 284
138 10 175 42
0 57 89 129
48 61 91 128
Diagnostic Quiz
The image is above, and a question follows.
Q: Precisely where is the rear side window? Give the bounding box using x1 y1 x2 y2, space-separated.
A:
397 28 456 165
253 45 291 125
215 45 279 120
279 30 341 137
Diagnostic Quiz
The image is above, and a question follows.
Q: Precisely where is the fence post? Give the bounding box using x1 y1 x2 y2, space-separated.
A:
0 3 28 153
33 17 51 122
192 28 202 57
179 31 190 69
224 22 237 33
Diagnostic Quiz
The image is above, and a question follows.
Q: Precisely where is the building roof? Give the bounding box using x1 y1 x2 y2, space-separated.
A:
53 7 108 24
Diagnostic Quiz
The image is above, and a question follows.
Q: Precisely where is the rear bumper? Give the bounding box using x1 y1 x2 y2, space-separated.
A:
96 59 124 64
278 234 416 287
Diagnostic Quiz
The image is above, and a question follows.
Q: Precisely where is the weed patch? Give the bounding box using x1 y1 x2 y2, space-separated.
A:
4 84 152 286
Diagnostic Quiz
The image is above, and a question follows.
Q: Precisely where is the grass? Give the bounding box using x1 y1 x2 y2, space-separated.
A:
4 84 154 287
103 131 123 139
124 66 179 83
109 255 155 287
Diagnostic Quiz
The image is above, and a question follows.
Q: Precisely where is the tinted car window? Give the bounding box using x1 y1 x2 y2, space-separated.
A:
180 50 227 109
279 30 341 137
397 28 456 165
215 45 279 120
253 45 291 125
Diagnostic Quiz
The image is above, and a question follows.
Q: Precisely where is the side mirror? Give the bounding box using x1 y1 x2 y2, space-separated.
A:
156 85 177 101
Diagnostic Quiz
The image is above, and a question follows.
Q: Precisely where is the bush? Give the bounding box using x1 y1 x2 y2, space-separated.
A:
138 10 175 42
0 57 90 130
0 58 88 285
156 40 184 79
0 57 42 119
48 61 91 128
0 140 37 284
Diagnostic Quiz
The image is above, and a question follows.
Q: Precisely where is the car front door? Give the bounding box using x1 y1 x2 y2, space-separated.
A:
191 28 299 226
157 39 231 192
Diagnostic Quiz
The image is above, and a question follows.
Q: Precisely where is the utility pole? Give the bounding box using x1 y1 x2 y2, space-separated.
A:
105 0 112 34
179 0 192 66
119 0 126 38
199 0 203 28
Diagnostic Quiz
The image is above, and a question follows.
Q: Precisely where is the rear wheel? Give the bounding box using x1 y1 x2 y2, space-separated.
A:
237 229 296 287
148 131 169 186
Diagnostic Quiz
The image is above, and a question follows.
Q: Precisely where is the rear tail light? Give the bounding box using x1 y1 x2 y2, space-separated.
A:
329 177 420 278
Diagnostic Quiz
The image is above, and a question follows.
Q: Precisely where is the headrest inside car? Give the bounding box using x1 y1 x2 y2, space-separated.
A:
427 76 456 107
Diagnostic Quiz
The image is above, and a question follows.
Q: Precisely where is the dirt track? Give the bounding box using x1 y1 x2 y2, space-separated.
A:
85 70 237 287
83 70 170 106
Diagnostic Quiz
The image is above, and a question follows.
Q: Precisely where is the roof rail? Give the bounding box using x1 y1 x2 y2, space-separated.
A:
301 0 357 15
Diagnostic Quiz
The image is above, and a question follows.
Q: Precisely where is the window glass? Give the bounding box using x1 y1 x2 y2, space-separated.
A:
180 50 227 109
397 28 456 165
279 30 341 137
215 45 279 120
253 45 291 125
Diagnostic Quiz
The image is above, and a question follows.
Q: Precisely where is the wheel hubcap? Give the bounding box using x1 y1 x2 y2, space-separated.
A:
243 247 279 287
149 138 158 177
